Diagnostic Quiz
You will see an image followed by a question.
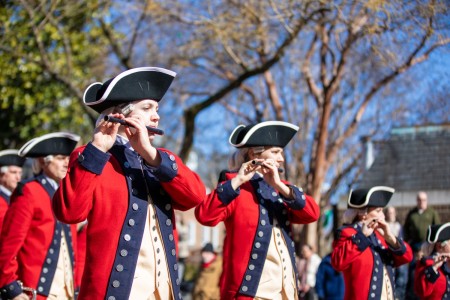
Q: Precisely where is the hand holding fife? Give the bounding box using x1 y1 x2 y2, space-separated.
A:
231 160 259 190
251 160 284 173
432 252 450 272
374 218 399 248
361 219 377 237
123 115 160 166
92 113 122 153
104 115 164 135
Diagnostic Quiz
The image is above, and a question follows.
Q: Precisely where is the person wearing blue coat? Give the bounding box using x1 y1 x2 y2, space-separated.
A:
315 253 344 300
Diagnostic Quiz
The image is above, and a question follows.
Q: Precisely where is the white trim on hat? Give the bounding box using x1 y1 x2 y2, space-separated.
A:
427 223 450 243
0 149 20 157
229 121 299 147
347 186 395 208
18 132 81 157
83 67 177 107
228 125 245 146
82 82 102 105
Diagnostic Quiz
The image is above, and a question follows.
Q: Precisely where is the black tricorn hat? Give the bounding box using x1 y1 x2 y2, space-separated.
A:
83 67 176 113
18 132 80 158
347 186 395 208
229 121 299 148
427 223 450 243
201 242 214 253
0 150 26 168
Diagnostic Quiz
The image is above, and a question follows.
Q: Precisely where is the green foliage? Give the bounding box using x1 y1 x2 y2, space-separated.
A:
0 1 110 148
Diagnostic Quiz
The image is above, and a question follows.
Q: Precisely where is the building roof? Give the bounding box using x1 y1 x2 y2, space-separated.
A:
358 124 450 192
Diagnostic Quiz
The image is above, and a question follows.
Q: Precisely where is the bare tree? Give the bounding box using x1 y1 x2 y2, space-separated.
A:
2 0 449 250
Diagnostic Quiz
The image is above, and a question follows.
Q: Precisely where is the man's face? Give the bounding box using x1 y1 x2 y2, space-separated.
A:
42 155 69 182
417 193 428 210
201 251 215 264
0 166 23 192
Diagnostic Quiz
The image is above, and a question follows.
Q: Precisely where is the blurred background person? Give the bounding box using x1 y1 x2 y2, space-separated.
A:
414 223 450 300
0 149 26 233
0 132 80 300
192 243 221 300
315 253 344 300
297 244 321 300
404 191 441 251
405 242 423 300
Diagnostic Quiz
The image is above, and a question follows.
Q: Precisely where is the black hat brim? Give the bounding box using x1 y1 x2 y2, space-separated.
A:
83 67 176 113
427 223 450 243
19 132 80 158
0 150 26 167
348 186 395 208
229 121 299 148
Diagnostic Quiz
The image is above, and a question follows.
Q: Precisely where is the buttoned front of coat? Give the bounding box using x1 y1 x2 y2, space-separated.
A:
0 187 10 234
0 175 77 300
195 171 319 300
331 224 413 300
53 141 206 300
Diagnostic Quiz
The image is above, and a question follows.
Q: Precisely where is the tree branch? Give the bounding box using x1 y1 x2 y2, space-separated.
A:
179 8 325 160
99 18 131 69
302 33 322 106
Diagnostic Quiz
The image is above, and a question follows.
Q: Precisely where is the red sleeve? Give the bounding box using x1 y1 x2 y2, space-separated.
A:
53 146 97 224
158 149 206 211
0 198 8 235
331 227 368 271
195 180 237 226
287 194 320 224
414 257 443 298
0 185 34 286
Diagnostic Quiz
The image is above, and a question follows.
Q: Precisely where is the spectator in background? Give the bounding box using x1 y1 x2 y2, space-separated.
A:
0 150 26 233
404 191 441 251
414 223 450 299
192 243 221 300
297 244 322 300
385 206 408 300
385 207 402 237
315 253 344 300
405 243 423 300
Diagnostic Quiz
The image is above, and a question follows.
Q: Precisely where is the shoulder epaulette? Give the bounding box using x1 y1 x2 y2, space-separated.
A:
218 169 230 183
14 177 38 196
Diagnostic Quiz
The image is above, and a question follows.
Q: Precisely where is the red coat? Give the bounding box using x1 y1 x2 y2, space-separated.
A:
195 171 319 300
0 175 78 300
414 256 450 299
0 190 9 234
331 224 413 300
75 223 88 288
53 142 206 300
